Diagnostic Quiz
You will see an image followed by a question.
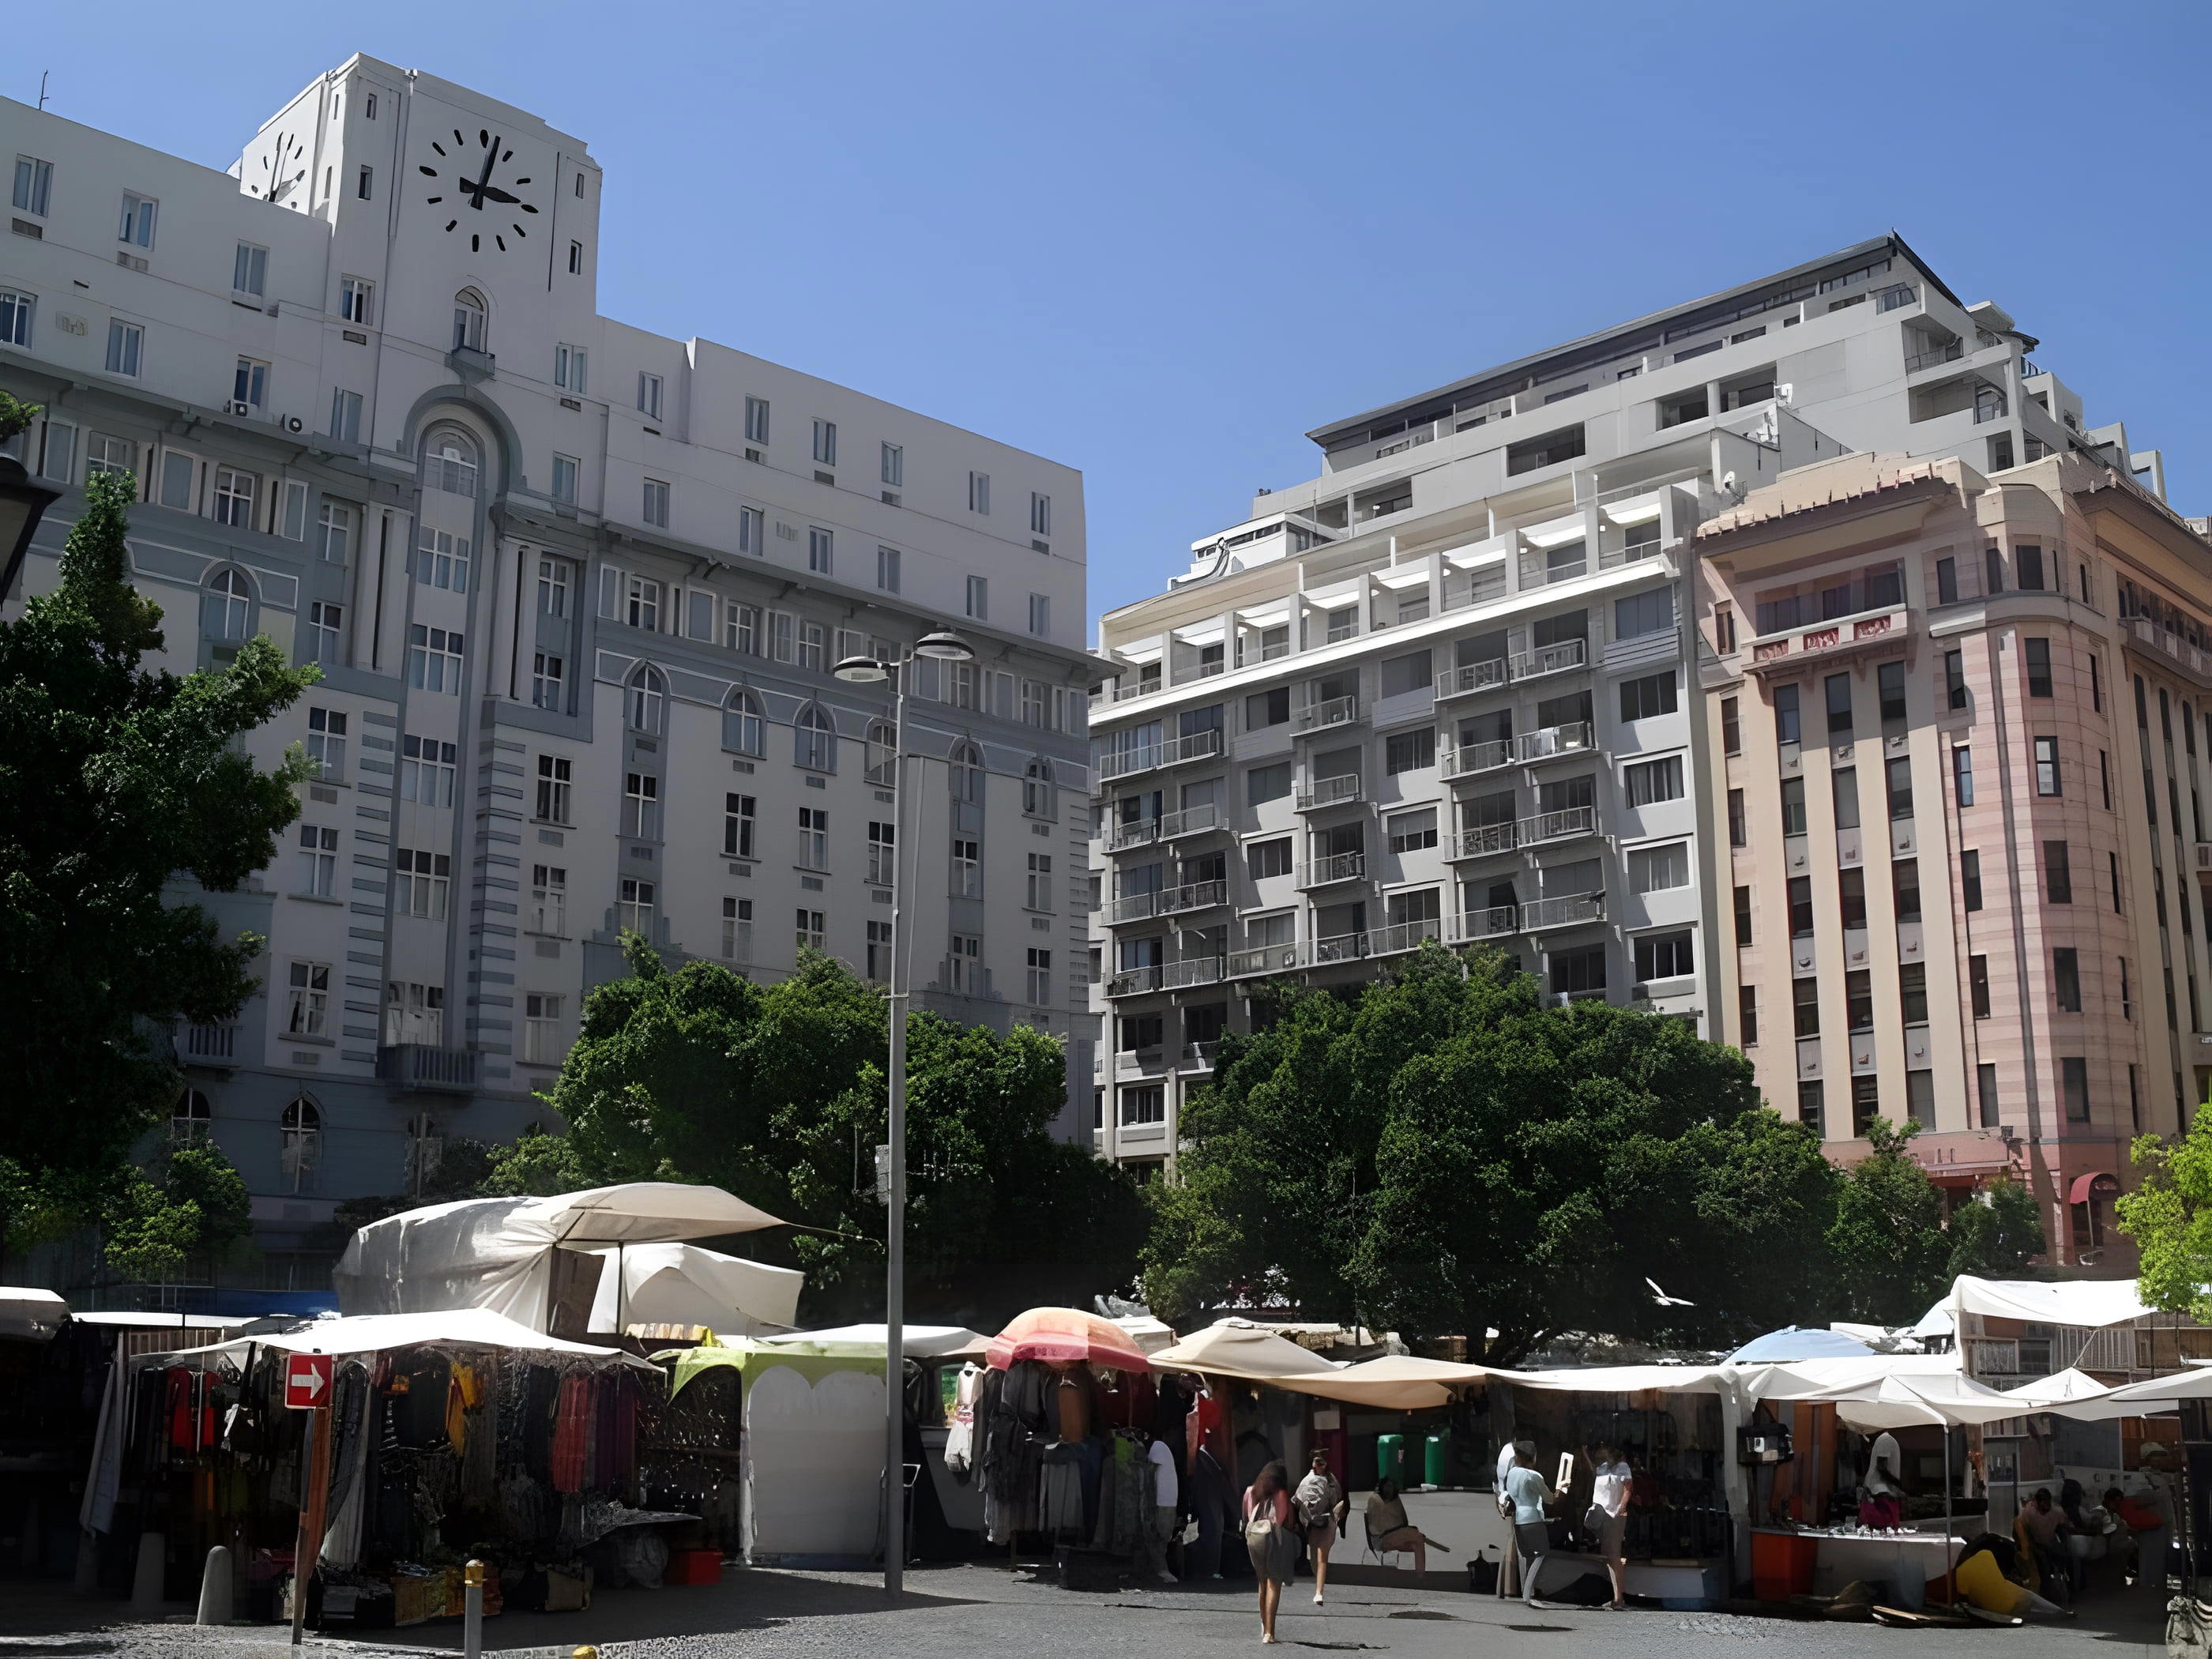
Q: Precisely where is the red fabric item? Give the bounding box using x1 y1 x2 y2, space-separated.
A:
164 1368 216 1452
550 1374 591 1492
2116 1495 2164 1532
987 1307 1152 1372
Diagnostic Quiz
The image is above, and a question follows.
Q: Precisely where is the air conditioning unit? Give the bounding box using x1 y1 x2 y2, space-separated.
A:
284 415 305 434
225 400 253 416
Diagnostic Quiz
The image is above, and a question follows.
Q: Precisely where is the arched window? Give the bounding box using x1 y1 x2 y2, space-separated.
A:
171 1088 213 1147
1023 756 1055 819
949 740 984 804
626 664 666 734
423 426 480 498
204 568 252 640
864 720 897 787
280 1097 322 1194
795 704 836 773
452 288 487 352
724 687 765 757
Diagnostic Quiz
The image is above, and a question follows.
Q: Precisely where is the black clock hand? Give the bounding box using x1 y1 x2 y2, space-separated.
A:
465 139 500 209
477 183 520 206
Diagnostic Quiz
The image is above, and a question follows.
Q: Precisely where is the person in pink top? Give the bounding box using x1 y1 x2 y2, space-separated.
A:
1242 1460 1296 1643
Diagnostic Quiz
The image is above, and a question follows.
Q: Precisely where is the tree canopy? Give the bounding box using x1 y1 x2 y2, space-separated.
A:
1143 942 2042 1363
2120 1119 2212 1321
0 466 314 1257
495 936 1147 1329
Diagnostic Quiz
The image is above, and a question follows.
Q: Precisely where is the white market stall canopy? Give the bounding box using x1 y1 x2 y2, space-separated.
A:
333 1183 784 1331
1151 1319 1343 1383
753 1324 988 1360
1951 1274 2151 1329
141 1307 656 1370
1273 1355 1488 1410
584 1243 803 1337
0 1286 68 1341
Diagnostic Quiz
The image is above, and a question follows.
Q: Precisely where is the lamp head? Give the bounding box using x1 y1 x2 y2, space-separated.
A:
833 655 890 683
915 630 976 663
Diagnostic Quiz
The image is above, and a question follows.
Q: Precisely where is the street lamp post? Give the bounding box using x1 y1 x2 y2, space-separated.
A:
835 628 976 1598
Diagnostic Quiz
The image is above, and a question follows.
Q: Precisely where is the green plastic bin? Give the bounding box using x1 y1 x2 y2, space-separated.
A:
1376 1433 1405 1488
1424 1431 1450 1488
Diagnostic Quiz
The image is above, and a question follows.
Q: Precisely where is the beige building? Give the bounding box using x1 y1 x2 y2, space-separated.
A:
1698 450 2212 1263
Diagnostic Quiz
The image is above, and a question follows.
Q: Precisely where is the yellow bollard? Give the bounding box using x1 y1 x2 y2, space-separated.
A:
574 1650 600 1658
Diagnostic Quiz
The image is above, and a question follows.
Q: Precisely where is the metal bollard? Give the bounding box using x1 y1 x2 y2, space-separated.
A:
196 1544 233 1625
462 1559 483 1659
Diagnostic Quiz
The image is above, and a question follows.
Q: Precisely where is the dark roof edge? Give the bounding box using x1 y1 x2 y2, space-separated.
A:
1305 233 1963 446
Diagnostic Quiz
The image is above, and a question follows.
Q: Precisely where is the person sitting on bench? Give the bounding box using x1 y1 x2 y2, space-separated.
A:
1365 1479 1452 1574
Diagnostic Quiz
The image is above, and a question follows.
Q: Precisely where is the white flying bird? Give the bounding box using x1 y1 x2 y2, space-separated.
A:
1646 1277 1695 1308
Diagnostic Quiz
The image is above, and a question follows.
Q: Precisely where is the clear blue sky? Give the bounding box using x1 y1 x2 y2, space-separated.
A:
12 3 2210 630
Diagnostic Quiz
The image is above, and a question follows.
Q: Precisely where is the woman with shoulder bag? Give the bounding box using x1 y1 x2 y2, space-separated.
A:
1243 1460 1297 1643
1582 1441 1632 1611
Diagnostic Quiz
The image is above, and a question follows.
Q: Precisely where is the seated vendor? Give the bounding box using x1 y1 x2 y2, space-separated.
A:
2017 1488 2076 1601
1365 1479 1451 1575
1954 1533 2072 1622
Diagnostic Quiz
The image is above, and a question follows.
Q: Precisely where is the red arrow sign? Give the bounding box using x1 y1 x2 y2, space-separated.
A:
284 1352 332 1409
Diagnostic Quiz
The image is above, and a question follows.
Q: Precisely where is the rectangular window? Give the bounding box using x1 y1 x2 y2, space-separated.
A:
105 319 142 378
1634 930 1694 981
623 773 662 841
2034 735 2062 796
12 155 52 216
1387 807 1438 853
118 191 157 247
1846 969 1873 1031
1247 762 1292 805
1894 857 1921 921
397 733 457 807
1838 867 1867 929
859 819 893 885
1824 673 1853 737
2054 946 2082 1013
521 993 564 1064
554 344 588 393
744 396 769 445
734 506 763 558
1944 650 1967 711
531 653 565 710
340 276 374 325
1247 687 1290 731
2025 638 2053 697
1379 649 1431 698
404 624 464 691
208 466 255 529
1026 852 1055 910
568 241 583 276
551 453 578 503
1789 875 1815 938
1936 556 1958 604
535 556 570 618
2063 1056 2090 1123
1962 848 1983 912
1851 1075 1880 1137
1877 660 1907 723
1026 947 1052 1006
1247 837 1293 880
1793 975 1820 1037
1721 696 1741 754
1714 603 1735 653
1031 491 1052 536
626 574 663 632
356 164 373 201
1386 729 1435 774
286 961 329 1036
713 792 754 860
327 387 363 444
2045 839 2073 903
1779 776 1808 836
304 707 347 781
1797 1080 1826 1136
536 755 573 823
1952 745 1973 807
308 601 344 662
969 471 991 514
1734 885 1753 946
1613 588 1674 640
2090 654 2102 712
618 879 656 936
1899 960 1928 1024
1624 754 1683 807
1886 755 1915 819
1028 592 1050 636
965 574 988 620
531 864 567 936
232 242 268 297
811 419 837 467
1966 953 1991 1018
881 441 903 487
0 288 32 349
2017 544 2046 591
1774 683 1801 745
1831 767 1861 830
807 525 833 575
1729 788 1747 846
231 356 268 411
633 371 663 420
799 806 829 871
295 824 337 896
412 526 472 592
641 478 669 529
1629 842 1689 893
1620 671 1678 722
393 848 451 920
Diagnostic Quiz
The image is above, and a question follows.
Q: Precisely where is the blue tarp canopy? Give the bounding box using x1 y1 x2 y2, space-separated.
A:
1724 1326 1877 1364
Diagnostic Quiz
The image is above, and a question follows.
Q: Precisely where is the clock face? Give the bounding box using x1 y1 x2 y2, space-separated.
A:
253 132 307 205
417 127 540 254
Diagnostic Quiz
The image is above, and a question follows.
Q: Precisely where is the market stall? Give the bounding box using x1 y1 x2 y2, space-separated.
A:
83 1309 675 1628
582 1243 803 1340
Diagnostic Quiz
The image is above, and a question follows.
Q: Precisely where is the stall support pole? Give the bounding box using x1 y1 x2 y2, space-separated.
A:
288 1400 333 1646
883 667 911 1599
462 1559 484 1658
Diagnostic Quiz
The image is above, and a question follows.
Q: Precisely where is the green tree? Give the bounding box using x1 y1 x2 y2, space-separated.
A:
1945 1175 2045 1281
1825 1118 1955 1325
1146 944 1841 1364
101 1141 254 1285
2121 1120 2212 1320
526 935 1146 1327
0 468 315 1252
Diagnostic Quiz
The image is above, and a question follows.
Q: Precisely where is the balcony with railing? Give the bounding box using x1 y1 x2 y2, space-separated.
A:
1509 638 1588 681
375 1044 479 1093
1520 893 1604 931
1183 1040 1221 1071
1159 803 1228 841
1512 721 1594 763
1296 773 1365 811
174 1022 239 1066
1097 728 1224 782
1105 817 1161 852
1296 694 1360 734
1228 941 1303 978
1161 956 1226 991
1448 905 1521 942
1104 964 1165 998
1443 737 1512 780
1435 656 1509 701
1365 917 1445 957
1905 338 1965 374
1157 879 1229 917
1102 890 1162 925
1297 851 1367 889
1447 821 1520 860
1309 930 1371 965
1519 804 1599 846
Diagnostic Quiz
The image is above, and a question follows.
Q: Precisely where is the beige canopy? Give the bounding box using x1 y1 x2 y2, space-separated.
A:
1269 1354 1495 1410
1150 1318 1341 1382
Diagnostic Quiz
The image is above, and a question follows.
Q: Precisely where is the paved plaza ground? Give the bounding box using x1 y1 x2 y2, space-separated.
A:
0 1562 2180 1659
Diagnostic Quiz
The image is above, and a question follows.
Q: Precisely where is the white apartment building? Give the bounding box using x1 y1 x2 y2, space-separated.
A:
0 58 1100 1281
1086 235 2169 1172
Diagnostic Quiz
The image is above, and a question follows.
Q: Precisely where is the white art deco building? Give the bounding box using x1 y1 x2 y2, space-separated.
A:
0 58 1100 1286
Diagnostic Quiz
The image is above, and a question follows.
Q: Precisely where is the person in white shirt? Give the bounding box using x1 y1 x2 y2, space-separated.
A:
1582 1442 1632 1611
1292 1450 1347 1604
1146 1434 1179 1584
1859 1430 1904 1529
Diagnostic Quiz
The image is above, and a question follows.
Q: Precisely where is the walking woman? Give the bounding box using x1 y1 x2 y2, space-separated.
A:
1242 1459 1297 1643
1293 1450 1348 1604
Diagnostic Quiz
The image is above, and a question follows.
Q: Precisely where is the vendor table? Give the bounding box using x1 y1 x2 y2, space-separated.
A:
1759 1526 1966 1608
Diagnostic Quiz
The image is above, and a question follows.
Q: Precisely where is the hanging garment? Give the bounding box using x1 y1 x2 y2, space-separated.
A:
1054 1370 1093 1442
550 1373 591 1493
944 1364 984 1477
